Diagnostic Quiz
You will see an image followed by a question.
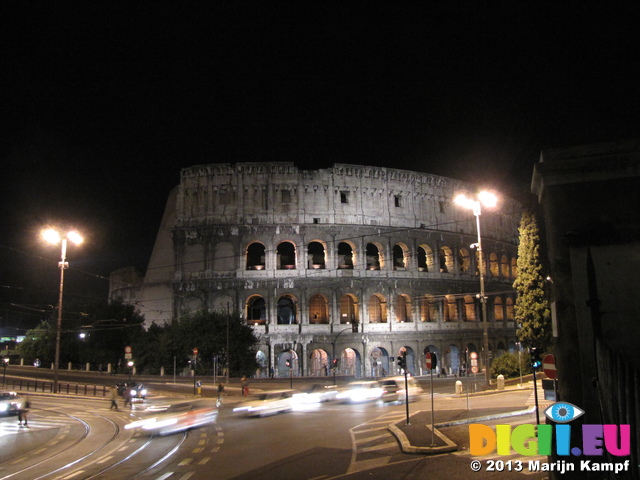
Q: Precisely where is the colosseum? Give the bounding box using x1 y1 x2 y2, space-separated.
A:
110 162 521 379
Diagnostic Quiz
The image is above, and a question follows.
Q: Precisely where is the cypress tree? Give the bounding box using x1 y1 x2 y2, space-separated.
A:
513 210 551 350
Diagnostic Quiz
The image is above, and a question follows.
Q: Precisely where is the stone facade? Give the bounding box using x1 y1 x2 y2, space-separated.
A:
110 163 520 379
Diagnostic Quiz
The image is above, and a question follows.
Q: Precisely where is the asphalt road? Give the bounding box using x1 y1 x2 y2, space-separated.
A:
1 368 549 479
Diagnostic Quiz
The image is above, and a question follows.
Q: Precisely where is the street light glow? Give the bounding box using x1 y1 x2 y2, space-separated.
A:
42 228 84 245
42 228 61 244
454 190 500 388
454 191 498 210
41 226 84 394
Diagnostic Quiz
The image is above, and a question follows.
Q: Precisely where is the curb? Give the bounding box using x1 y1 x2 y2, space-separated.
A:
389 405 537 455
388 422 457 454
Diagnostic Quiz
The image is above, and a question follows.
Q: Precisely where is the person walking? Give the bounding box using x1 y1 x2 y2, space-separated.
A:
109 387 119 410
216 382 225 407
18 395 30 427
123 387 131 408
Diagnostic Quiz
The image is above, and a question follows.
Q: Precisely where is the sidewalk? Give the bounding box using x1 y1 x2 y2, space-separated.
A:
389 383 540 454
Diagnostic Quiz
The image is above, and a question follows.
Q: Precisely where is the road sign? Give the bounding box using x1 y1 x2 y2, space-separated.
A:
193 348 199 356
426 352 432 370
470 351 479 374
124 346 132 354
543 354 557 379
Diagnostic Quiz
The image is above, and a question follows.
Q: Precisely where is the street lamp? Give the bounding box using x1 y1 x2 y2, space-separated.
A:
454 191 498 388
42 228 83 394
331 327 352 386
2 358 8 386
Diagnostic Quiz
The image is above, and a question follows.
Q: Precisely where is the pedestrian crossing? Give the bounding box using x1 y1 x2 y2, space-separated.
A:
348 411 407 473
0 412 74 435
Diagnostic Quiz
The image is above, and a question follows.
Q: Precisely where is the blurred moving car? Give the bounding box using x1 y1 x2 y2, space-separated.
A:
124 400 217 435
297 384 339 403
335 381 384 403
0 392 24 416
378 376 423 403
233 390 295 417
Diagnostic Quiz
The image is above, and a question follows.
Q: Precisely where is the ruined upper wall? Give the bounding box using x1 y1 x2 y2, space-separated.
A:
176 163 520 241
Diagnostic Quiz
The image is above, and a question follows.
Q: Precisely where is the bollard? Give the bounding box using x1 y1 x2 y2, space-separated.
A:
497 374 505 390
455 380 464 395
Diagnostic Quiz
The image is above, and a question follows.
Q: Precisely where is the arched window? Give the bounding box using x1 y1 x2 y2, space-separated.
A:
366 243 382 270
246 296 266 324
494 296 504 321
277 295 297 324
464 295 476 321
339 294 359 325
501 255 509 278
368 294 387 323
277 242 296 269
421 295 437 322
475 251 487 276
439 246 453 273
309 294 329 324
490 252 499 277
337 242 354 269
458 248 471 273
511 258 517 279
445 295 457 322
246 242 266 270
505 297 515 320
307 241 326 269
395 295 412 322
417 245 434 272
393 244 408 270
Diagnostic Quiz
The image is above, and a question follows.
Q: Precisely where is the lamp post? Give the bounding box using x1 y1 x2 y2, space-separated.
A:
331 327 352 386
42 228 83 394
2 358 8 386
454 191 497 388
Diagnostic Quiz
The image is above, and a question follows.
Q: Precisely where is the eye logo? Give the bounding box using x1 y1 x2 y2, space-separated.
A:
544 402 585 423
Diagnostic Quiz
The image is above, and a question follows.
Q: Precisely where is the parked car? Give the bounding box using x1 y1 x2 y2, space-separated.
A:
335 381 384 403
232 390 295 417
378 376 423 403
0 392 24 416
124 400 217 435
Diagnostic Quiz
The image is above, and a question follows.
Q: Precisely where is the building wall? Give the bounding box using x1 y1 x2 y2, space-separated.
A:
111 163 520 379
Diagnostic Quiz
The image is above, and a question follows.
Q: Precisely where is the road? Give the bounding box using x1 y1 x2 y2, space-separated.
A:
1 374 548 479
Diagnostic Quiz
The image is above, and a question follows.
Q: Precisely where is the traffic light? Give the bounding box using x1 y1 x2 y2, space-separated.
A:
397 352 407 370
285 359 291 368
530 347 542 369
331 358 339 369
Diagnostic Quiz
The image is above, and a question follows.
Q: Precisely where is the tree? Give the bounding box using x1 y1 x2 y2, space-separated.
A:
513 210 551 351
490 351 529 379
18 320 55 364
159 310 259 377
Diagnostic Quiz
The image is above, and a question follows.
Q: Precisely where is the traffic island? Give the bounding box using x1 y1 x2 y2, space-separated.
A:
389 411 458 454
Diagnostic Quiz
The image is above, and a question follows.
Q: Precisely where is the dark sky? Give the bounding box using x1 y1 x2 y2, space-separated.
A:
2 2 640 314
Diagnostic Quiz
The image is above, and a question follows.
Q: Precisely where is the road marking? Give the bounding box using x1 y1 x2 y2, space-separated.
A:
97 455 114 464
192 447 203 453
155 473 174 480
178 458 193 466
178 473 195 480
62 471 86 479
197 457 210 465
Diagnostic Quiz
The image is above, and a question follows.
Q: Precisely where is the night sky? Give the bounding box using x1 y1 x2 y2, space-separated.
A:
2 3 640 322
